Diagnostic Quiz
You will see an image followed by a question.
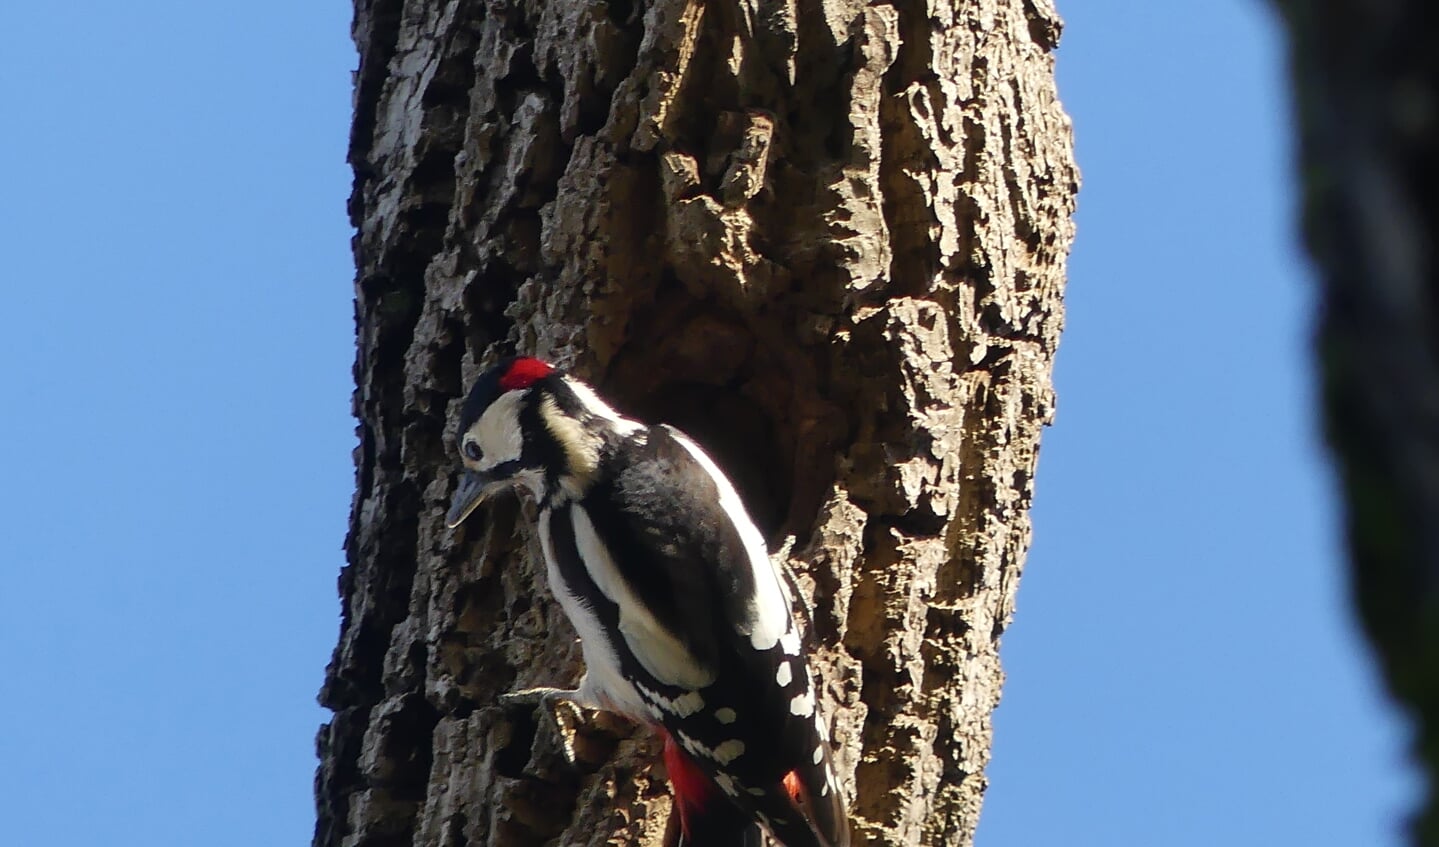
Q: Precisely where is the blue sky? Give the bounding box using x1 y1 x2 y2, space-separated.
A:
0 1 1418 846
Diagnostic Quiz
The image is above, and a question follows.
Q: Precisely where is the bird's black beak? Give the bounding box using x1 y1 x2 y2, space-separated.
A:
446 470 494 528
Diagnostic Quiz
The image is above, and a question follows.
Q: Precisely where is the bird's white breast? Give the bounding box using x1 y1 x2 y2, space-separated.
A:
536 508 647 717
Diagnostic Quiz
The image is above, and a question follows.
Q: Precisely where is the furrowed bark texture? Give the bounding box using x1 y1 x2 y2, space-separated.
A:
1275 2 1439 842
316 1 1076 846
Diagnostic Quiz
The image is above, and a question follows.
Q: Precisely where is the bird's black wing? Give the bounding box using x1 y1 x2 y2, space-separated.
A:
579 425 849 847
576 423 783 684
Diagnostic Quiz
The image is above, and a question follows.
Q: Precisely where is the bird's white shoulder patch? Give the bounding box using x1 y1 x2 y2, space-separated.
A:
571 504 715 690
663 426 790 651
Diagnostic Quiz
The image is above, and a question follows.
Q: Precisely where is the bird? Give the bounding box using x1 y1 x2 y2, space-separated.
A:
446 355 850 847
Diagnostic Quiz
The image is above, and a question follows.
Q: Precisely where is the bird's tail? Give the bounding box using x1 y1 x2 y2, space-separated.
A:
752 733 850 847
663 731 763 847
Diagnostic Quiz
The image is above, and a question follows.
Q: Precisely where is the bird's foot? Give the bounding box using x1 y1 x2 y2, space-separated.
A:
499 686 581 710
498 686 590 763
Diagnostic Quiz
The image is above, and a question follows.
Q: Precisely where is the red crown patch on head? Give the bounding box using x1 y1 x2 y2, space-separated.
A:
499 357 555 391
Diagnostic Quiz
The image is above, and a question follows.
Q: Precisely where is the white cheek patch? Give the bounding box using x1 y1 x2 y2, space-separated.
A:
474 391 526 470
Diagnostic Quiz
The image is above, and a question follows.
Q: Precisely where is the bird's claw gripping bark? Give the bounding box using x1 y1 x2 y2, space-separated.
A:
498 686 579 710
497 686 590 763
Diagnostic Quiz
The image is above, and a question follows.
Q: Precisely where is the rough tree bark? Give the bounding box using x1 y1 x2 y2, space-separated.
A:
316 1 1076 846
1274 3 1439 843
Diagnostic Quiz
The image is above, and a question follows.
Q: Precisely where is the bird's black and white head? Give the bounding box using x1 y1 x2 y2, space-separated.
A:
445 356 638 527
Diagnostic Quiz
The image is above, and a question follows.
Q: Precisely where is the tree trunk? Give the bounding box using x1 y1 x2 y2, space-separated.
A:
316 1 1077 845
1274 3 1439 843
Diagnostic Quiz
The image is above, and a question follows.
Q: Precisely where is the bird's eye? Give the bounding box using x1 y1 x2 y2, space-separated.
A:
463 441 482 461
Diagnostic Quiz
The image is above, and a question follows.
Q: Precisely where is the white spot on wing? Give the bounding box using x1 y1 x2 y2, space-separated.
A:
712 739 745 764
674 691 704 716
714 707 737 725
816 718 829 742
635 682 705 718
675 733 744 766
665 426 790 651
775 661 792 687
714 772 740 797
813 745 824 765
789 691 815 717
747 787 766 797
571 506 715 689
780 628 802 656
677 731 711 760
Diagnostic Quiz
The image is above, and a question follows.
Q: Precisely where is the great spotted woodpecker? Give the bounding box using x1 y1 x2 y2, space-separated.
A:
446 356 849 847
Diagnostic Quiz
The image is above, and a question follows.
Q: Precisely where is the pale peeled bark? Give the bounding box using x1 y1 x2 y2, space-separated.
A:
317 1 1077 845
